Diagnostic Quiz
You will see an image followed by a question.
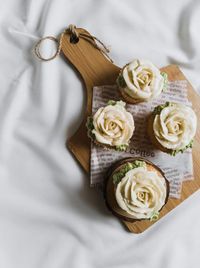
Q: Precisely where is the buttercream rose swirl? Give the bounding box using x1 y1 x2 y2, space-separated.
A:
92 104 134 146
115 166 167 219
153 104 197 150
119 59 166 102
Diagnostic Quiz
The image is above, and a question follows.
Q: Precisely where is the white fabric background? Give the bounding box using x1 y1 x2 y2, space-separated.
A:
0 0 200 267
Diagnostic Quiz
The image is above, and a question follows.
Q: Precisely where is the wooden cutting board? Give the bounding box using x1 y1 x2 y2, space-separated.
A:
62 28 200 233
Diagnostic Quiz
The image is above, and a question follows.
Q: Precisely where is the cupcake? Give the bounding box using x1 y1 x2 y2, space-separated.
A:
105 158 169 222
86 100 135 151
147 102 197 155
116 59 168 103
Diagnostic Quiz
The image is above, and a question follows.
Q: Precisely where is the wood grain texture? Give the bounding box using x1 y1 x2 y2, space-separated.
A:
62 28 120 172
62 28 200 233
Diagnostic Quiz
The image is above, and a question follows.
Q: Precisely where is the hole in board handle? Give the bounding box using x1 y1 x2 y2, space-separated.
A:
70 35 79 44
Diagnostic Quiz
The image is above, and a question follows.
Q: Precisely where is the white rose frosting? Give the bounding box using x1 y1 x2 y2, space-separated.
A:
122 59 164 101
115 166 167 219
92 104 134 146
153 104 197 150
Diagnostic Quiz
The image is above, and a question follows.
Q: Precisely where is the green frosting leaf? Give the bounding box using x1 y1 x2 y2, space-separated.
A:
116 75 127 88
161 72 168 92
106 100 117 106
106 100 126 108
153 102 173 115
115 143 129 151
150 212 159 221
113 161 146 184
86 116 95 140
113 173 123 185
170 139 194 156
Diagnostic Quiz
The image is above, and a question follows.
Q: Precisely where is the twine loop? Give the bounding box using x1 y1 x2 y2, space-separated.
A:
34 24 113 62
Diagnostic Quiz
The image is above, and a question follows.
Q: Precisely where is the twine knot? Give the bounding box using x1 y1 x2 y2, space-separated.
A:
66 24 79 44
34 24 113 62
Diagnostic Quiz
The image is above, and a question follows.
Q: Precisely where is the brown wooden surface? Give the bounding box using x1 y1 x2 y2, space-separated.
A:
62 28 200 233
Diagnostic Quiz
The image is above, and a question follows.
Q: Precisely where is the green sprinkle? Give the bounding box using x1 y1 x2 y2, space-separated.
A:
106 100 116 106
116 75 127 88
170 139 194 156
86 116 95 140
115 143 129 151
127 162 133 170
150 212 159 221
106 100 126 108
116 100 126 107
161 72 168 92
113 161 146 184
153 102 173 115
170 149 179 156
134 160 146 167
113 171 124 184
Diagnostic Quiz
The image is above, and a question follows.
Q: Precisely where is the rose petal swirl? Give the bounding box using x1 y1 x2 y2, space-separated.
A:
92 105 134 146
153 104 197 150
115 166 167 219
122 59 164 101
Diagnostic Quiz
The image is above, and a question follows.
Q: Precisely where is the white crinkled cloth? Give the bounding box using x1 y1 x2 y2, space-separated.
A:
0 0 200 268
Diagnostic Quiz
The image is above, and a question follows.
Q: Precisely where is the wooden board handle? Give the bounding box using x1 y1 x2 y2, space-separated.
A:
62 28 120 172
62 28 120 114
